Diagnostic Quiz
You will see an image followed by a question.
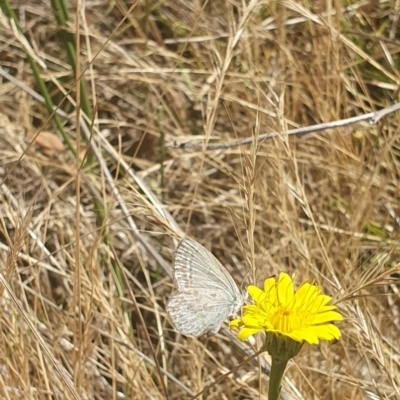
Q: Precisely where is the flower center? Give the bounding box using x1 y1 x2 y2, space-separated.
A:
272 307 302 332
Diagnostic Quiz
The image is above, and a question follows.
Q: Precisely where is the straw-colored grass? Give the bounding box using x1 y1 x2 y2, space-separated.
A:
0 1 399 399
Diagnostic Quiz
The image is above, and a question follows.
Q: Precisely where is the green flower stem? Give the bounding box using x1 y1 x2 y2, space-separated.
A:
268 357 288 400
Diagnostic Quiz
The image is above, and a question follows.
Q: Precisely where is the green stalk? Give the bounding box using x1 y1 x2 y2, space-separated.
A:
1 0 76 156
268 357 288 400
50 0 92 121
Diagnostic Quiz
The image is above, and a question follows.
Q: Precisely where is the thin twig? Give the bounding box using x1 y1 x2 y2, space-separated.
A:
173 103 400 150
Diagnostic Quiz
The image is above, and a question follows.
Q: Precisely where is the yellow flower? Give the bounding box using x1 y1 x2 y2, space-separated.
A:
231 272 343 345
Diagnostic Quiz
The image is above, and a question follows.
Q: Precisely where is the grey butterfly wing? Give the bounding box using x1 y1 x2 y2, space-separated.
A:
173 238 240 297
167 288 236 337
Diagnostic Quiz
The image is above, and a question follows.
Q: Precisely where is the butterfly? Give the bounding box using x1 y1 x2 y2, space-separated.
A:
167 238 246 337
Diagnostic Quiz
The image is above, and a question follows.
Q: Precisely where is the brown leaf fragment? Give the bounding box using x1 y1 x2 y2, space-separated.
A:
33 131 65 156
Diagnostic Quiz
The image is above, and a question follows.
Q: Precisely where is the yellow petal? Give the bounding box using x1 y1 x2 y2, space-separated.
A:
229 319 242 329
311 311 344 325
277 272 294 306
290 329 319 344
238 327 262 341
247 285 266 303
242 312 264 327
264 276 277 301
317 294 334 307
295 283 321 310
296 282 320 299
307 324 342 341
317 305 338 313
308 294 334 312
242 304 261 316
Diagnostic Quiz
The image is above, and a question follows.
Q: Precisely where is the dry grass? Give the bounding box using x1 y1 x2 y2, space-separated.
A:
1 0 400 399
